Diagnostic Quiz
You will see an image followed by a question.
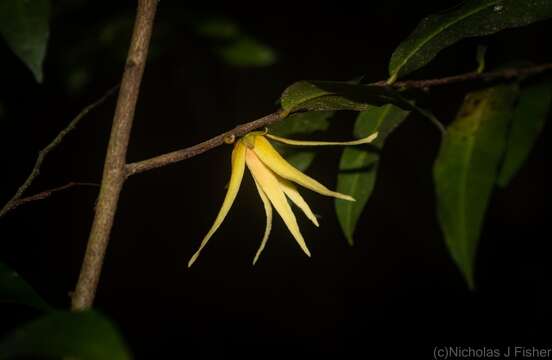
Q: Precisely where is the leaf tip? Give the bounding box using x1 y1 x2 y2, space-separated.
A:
457 259 476 291
32 67 44 83
187 255 197 268
465 274 476 291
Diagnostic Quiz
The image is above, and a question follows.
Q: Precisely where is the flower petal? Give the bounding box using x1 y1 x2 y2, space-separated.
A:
279 178 319 227
266 132 378 146
252 178 273 265
253 135 355 201
246 149 311 257
188 141 247 267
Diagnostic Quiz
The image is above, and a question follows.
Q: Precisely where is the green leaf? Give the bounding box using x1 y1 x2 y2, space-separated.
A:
0 262 51 311
497 82 552 187
283 151 317 172
335 105 410 245
433 84 519 289
388 0 552 83
270 111 332 136
280 81 410 113
0 310 131 360
0 0 50 82
269 111 333 171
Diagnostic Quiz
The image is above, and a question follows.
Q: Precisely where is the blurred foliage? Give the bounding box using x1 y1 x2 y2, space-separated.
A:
0 262 130 359
0 0 50 82
191 17 277 67
49 7 277 94
0 262 51 312
0 310 131 360
217 37 276 67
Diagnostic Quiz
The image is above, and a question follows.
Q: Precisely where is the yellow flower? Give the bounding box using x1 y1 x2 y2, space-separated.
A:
188 130 378 267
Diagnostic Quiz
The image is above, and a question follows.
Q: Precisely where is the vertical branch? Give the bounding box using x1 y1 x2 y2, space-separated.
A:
71 0 158 311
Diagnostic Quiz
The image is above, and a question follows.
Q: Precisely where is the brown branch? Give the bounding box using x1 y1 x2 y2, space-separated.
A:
376 63 552 89
126 63 552 176
71 0 158 311
0 85 117 219
5 182 99 212
126 110 285 176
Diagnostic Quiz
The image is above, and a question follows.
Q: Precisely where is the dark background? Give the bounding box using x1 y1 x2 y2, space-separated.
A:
1 0 551 357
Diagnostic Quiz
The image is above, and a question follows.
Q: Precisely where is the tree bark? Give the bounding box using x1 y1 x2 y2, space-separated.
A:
71 0 158 311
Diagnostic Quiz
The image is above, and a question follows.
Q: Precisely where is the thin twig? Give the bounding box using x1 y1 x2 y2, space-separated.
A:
5 182 99 212
376 63 552 89
0 85 118 218
71 0 158 311
126 63 552 176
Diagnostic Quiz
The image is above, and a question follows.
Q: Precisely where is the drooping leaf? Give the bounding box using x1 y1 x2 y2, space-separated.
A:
269 111 333 171
335 105 410 245
433 84 519 289
0 0 50 82
280 81 410 114
388 0 552 83
0 310 131 360
497 82 552 187
0 262 51 311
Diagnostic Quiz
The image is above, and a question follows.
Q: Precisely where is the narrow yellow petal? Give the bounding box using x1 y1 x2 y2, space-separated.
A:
279 178 319 227
188 141 247 267
252 178 273 265
253 135 355 201
266 132 378 146
246 149 311 257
